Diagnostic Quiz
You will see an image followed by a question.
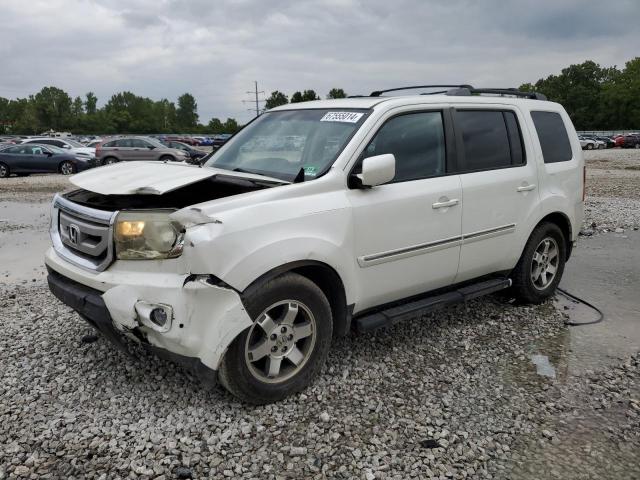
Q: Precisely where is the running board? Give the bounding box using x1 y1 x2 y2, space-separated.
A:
354 277 512 333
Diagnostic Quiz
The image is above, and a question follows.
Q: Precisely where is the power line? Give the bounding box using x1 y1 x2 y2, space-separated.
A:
242 81 265 118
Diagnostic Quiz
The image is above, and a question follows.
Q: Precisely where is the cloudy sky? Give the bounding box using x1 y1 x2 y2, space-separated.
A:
1 0 638 123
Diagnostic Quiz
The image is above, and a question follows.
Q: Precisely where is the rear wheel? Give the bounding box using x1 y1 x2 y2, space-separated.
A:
218 273 332 404
103 157 118 165
60 161 75 175
0 163 10 178
159 155 175 162
511 222 566 304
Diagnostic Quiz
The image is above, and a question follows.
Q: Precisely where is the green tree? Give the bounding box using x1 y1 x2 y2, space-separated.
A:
85 92 98 115
176 93 198 128
208 117 224 134
327 88 347 99
72 96 84 117
34 86 72 130
265 90 289 109
290 91 304 103
223 118 239 133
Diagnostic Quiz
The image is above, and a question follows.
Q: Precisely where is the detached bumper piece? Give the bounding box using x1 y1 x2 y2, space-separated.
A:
46 267 217 386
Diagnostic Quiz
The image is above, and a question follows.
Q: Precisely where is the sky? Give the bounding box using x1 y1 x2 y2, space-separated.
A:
1 0 639 124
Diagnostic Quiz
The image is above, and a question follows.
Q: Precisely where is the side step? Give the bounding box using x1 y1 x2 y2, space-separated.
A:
354 277 512 333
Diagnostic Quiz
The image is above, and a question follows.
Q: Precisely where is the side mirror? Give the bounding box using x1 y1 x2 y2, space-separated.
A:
62 144 71 149
147 145 155 149
354 153 395 188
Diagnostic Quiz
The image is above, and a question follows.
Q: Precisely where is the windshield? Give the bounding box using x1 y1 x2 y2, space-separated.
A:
65 139 85 147
204 109 369 181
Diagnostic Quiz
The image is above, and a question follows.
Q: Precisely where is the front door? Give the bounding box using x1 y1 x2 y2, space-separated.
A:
347 110 462 312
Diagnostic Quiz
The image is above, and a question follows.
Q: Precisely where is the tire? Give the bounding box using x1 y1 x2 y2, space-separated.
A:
218 272 333 404
102 157 118 165
159 155 175 162
60 161 75 175
0 163 10 178
586 143 593 150
510 222 566 304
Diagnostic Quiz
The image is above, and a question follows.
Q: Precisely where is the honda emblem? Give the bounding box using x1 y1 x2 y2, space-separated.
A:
68 224 80 245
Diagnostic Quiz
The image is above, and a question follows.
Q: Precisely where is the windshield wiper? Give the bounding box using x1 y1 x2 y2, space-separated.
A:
232 167 261 175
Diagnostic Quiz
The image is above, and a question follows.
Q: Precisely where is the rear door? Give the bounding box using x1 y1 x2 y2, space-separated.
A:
453 107 540 283
347 107 463 311
130 138 155 161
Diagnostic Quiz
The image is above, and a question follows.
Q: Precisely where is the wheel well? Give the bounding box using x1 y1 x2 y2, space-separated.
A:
242 261 350 338
537 212 573 260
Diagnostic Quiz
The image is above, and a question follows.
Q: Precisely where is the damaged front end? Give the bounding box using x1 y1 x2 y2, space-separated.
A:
45 164 285 380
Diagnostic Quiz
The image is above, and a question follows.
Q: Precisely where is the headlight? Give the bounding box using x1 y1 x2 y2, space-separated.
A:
114 210 185 260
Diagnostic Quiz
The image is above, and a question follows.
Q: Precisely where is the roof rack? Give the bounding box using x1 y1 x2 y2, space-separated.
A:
447 87 547 100
370 85 474 97
369 85 547 100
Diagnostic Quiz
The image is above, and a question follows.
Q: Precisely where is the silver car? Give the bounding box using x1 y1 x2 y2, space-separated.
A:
96 136 190 165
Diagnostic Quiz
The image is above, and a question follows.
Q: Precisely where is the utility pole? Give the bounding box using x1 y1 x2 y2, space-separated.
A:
243 81 265 118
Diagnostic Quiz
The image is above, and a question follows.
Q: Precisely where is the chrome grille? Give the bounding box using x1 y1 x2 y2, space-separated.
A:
50 194 117 271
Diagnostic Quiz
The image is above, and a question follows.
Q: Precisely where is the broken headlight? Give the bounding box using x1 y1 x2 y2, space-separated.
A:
114 211 185 260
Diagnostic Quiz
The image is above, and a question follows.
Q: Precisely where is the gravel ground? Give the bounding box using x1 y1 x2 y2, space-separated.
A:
0 149 639 479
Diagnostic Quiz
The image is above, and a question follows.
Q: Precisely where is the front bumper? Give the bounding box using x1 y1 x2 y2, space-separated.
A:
45 247 253 375
47 267 218 384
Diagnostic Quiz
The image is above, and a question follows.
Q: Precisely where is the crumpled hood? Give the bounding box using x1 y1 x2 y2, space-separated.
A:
72 147 96 156
69 161 288 195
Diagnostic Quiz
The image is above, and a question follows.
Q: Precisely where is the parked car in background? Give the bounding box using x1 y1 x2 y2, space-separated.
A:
614 135 640 148
580 135 608 149
594 136 615 148
22 137 96 158
96 136 190 165
162 140 207 164
578 136 598 150
86 139 104 148
0 144 96 177
212 133 232 148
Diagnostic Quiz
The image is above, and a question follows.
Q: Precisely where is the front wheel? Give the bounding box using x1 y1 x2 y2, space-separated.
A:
510 223 566 304
586 143 594 150
0 163 10 178
218 273 332 404
159 155 175 162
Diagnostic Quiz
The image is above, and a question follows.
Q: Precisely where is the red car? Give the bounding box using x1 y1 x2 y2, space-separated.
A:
614 135 640 148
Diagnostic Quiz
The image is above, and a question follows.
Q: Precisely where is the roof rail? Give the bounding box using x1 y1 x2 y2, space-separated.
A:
370 85 475 97
447 87 547 100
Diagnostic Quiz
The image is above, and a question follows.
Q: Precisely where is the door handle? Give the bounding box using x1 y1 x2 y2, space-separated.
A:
517 184 536 192
432 198 459 209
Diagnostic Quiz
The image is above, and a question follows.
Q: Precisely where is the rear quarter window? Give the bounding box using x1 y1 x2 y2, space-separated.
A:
530 111 573 163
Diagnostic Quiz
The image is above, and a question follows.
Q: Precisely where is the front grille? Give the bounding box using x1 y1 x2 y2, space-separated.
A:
50 194 117 271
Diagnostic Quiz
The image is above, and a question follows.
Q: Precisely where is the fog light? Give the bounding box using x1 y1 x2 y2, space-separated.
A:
149 307 168 327
134 301 173 333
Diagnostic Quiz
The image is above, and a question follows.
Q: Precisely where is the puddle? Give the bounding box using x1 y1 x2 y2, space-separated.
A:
0 202 51 284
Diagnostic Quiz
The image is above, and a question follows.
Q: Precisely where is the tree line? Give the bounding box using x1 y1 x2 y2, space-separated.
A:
520 57 639 130
1 57 637 135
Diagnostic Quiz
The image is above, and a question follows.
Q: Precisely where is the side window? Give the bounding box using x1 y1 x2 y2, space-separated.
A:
456 110 521 171
531 111 573 163
130 139 149 148
362 111 446 182
116 139 133 148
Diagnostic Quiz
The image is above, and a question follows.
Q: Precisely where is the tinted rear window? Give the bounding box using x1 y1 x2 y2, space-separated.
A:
531 111 573 163
457 110 524 171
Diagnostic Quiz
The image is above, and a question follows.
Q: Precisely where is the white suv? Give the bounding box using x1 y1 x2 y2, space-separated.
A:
45 85 584 404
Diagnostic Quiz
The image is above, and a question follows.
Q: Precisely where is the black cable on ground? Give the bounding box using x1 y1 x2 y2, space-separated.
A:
557 287 605 326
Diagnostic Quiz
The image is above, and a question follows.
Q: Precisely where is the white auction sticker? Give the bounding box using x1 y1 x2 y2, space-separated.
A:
320 111 364 123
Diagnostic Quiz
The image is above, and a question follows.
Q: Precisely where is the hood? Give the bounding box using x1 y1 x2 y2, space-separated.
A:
72 147 96 156
69 161 289 195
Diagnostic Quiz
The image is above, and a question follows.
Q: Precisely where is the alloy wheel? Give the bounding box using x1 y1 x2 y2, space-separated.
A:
61 162 74 175
244 300 316 383
0 164 7 177
530 237 560 290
